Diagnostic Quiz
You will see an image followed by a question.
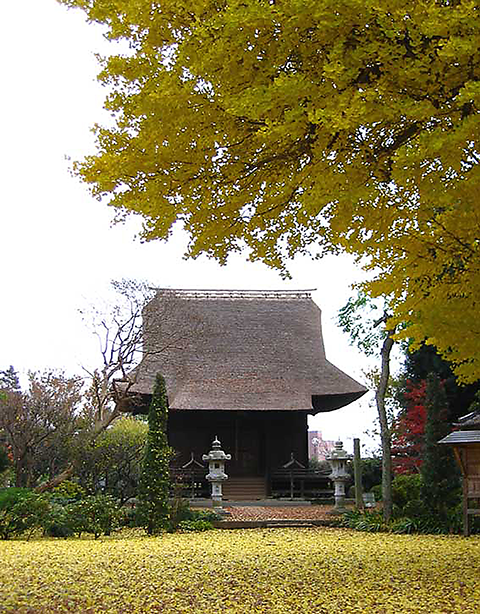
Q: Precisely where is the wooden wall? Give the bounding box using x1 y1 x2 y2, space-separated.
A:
465 445 480 498
453 443 480 536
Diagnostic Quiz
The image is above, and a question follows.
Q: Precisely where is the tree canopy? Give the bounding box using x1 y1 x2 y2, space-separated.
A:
0 369 83 487
59 0 480 381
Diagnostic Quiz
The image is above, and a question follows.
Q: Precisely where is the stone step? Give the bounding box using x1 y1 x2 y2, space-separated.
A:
264 521 316 528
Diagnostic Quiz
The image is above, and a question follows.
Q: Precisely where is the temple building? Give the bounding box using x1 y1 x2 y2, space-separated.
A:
119 289 366 499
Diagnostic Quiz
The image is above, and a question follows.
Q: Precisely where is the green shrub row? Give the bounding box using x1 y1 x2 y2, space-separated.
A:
341 507 473 535
0 488 124 540
342 472 469 535
0 486 219 540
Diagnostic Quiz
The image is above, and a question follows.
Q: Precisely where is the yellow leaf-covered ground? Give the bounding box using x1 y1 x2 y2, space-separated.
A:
1 528 479 613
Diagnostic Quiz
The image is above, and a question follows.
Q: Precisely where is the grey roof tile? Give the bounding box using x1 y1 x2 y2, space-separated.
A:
438 430 480 445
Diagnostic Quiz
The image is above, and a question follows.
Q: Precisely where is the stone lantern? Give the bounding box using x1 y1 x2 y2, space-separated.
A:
202 436 231 509
326 439 351 514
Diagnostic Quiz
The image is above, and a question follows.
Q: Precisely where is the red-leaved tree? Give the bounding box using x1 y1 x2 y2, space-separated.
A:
391 379 427 475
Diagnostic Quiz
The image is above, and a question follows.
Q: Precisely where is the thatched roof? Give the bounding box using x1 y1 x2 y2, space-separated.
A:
124 289 366 414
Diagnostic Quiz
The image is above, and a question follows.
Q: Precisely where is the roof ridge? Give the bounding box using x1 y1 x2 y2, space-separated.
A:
152 289 316 300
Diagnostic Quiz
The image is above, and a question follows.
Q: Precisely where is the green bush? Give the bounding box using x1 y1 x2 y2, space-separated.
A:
343 510 423 534
361 457 383 492
66 494 123 539
165 497 221 532
445 502 464 534
391 473 427 518
50 480 85 503
120 504 138 528
44 481 88 536
342 509 385 533
188 509 221 522
391 474 422 510
390 474 463 528
168 496 191 529
370 484 382 501
171 505 220 523
389 517 416 534
0 490 125 540
342 505 468 535
43 502 77 538
176 519 214 532
0 488 50 540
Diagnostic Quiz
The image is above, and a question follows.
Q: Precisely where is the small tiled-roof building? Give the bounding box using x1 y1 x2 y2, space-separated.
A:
120 289 366 498
439 408 480 535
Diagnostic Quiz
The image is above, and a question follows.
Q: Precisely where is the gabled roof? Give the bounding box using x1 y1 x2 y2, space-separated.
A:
127 289 367 414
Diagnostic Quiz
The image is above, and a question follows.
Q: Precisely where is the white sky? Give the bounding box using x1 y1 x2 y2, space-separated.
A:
0 0 388 452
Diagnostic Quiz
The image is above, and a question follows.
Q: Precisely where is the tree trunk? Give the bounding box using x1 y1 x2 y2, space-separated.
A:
35 464 74 494
376 331 394 522
15 452 30 488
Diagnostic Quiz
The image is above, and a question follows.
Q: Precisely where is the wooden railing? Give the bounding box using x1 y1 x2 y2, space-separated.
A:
269 453 333 500
170 453 209 499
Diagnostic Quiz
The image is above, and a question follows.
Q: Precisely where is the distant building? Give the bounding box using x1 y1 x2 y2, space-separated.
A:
308 430 335 462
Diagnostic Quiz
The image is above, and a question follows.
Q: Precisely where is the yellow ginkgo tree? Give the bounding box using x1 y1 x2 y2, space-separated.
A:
59 0 480 381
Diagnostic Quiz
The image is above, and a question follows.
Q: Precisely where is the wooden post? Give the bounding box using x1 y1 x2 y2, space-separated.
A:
463 478 470 537
353 438 364 509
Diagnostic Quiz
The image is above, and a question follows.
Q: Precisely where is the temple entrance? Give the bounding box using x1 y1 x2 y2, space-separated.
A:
168 409 308 498
232 417 263 477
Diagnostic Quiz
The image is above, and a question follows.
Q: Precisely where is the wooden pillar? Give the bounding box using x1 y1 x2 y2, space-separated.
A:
264 416 271 495
452 446 469 537
353 438 364 510
234 414 239 467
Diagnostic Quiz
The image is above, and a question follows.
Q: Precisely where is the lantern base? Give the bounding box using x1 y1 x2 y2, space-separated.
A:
211 499 231 516
326 504 349 516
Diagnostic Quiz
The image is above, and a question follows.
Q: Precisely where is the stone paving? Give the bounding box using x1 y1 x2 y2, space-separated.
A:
222 504 347 521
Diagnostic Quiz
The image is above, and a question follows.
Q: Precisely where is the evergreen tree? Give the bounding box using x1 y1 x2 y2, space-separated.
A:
137 374 172 534
403 346 480 424
420 374 460 520
393 344 480 475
